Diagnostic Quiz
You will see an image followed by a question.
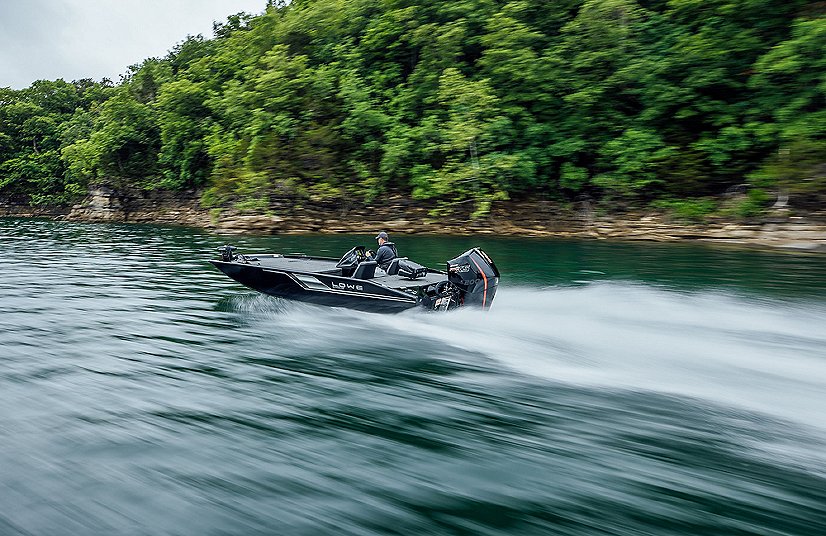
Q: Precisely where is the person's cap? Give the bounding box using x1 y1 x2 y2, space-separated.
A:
375 231 389 240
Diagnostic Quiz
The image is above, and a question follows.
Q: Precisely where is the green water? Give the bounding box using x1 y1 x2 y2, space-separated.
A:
2 218 825 535
228 231 826 298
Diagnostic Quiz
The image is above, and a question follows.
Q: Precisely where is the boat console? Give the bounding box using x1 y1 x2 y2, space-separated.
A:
335 246 428 280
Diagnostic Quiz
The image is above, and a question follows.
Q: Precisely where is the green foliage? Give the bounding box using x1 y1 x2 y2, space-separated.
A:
234 196 270 213
559 163 589 192
410 67 512 217
652 197 718 222
750 140 826 194
747 16 826 198
61 89 160 191
594 129 675 197
1 0 824 214
0 79 111 204
156 79 212 189
720 188 772 219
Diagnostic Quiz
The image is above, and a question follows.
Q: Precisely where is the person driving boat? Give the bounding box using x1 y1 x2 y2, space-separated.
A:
372 231 398 271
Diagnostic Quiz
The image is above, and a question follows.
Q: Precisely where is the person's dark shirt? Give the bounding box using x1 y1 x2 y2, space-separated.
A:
373 241 398 270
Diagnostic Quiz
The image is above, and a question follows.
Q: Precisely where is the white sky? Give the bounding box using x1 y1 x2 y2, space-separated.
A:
0 0 266 89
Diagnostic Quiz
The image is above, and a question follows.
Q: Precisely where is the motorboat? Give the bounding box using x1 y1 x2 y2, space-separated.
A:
210 244 499 313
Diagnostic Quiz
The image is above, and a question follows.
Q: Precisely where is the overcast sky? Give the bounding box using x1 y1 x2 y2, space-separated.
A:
0 0 266 89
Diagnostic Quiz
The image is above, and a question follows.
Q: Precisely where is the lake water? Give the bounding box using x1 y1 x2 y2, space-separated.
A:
2 217 826 535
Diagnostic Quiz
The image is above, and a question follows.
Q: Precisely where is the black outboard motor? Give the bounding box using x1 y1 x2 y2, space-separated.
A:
447 248 500 309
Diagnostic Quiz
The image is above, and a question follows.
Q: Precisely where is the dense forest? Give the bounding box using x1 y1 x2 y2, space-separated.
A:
1 0 824 218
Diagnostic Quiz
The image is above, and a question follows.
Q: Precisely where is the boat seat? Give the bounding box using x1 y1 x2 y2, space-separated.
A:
353 260 378 279
385 257 408 276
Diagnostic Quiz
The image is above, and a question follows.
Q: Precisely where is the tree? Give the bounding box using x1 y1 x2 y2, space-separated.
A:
156 79 212 188
411 68 524 217
62 90 160 192
748 17 826 196
2 0 825 211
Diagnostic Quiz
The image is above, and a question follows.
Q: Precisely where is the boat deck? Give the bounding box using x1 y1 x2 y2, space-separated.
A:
253 255 339 274
248 254 447 289
370 270 447 288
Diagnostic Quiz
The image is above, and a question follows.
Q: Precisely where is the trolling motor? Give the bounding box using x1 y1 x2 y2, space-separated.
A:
446 248 500 310
217 245 237 262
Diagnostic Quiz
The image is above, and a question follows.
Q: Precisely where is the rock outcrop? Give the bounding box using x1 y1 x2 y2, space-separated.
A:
3 188 823 252
67 187 210 227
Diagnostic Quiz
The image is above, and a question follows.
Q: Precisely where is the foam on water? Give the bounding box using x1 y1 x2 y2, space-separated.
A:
220 281 826 438
370 284 826 433
235 283 826 479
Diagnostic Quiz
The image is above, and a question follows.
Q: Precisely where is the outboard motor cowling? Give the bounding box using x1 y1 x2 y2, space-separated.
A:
447 248 500 309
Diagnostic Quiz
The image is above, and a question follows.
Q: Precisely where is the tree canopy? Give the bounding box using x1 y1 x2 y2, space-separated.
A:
1 0 823 214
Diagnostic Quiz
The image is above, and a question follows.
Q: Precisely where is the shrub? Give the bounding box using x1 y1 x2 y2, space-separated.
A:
651 198 717 222
734 188 771 218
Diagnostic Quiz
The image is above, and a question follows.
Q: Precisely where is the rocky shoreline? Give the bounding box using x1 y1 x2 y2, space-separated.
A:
3 187 825 252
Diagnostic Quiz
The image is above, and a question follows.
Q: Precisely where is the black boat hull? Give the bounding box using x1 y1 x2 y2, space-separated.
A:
211 245 499 313
211 260 420 313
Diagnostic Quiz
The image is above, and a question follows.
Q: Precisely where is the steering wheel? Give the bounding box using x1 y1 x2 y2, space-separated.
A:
352 245 368 262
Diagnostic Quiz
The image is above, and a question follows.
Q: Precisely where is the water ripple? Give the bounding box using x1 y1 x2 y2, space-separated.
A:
1 218 826 535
